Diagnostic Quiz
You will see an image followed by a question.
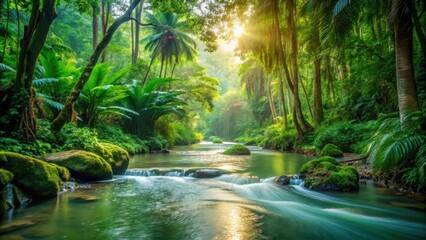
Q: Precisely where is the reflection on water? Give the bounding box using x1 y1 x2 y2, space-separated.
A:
1 142 426 240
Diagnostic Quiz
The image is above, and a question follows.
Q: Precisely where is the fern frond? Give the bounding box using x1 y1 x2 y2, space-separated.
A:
0 63 16 72
33 78 59 86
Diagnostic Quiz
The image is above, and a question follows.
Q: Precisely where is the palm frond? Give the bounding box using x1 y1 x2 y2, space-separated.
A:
33 78 59 86
0 63 16 72
333 0 352 16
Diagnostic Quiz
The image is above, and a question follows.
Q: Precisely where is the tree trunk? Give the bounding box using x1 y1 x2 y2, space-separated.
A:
313 20 323 125
288 0 312 133
51 0 143 132
278 71 288 129
409 0 426 57
394 1 419 124
325 55 336 102
92 3 98 50
5 0 56 139
100 2 111 62
370 19 377 40
267 79 277 122
133 0 144 64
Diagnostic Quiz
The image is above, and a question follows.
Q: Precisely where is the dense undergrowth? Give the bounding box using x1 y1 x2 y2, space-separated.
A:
0 118 203 156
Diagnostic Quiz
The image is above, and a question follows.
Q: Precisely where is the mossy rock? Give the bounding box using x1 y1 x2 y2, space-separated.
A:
208 136 218 141
43 150 112 181
0 168 14 191
49 163 71 181
212 137 223 144
320 143 344 157
0 152 61 198
223 144 251 155
300 156 359 192
95 143 130 175
0 169 14 189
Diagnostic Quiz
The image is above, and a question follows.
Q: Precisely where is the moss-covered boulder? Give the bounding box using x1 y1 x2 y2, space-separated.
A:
0 152 61 198
320 143 344 157
0 169 14 189
43 150 112 181
223 144 251 155
49 163 71 181
95 143 130 175
212 138 223 144
299 156 359 192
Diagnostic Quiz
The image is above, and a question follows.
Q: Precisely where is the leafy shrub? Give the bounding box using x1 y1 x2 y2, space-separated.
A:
146 133 168 150
59 123 99 152
260 124 281 149
313 120 375 152
95 125 148 154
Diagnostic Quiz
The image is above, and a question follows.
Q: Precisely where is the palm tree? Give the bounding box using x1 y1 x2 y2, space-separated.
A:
141 12 197 85
329 0 424 189
328 0 420 124
125 78 186 137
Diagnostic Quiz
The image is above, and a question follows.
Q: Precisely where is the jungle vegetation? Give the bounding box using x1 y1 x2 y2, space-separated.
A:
0 0 425 190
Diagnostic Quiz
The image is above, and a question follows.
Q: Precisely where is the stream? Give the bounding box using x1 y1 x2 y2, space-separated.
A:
1 142 425 239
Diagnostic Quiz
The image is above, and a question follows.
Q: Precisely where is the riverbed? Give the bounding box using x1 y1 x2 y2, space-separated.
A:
1 142 425 239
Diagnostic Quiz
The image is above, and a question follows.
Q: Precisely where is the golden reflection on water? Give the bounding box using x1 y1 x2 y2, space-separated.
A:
213 203 260 240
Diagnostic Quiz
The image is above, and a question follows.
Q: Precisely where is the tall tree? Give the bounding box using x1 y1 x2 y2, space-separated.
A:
0 0 57 139
393 0 420 123
141 12 197 85
131 0 144 64
91 0 99 50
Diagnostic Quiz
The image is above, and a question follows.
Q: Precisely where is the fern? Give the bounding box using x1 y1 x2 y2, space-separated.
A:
33 78 59 86
366 110 426 190
0 63 16 72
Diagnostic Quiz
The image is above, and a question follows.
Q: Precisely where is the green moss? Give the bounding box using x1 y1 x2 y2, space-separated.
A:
299 156 359 192
223 144 251 155
96 143 130 175
0 152 61 198
300 156 339 173
0 169 14 189
320 144 344 157
49 163 71 181
43 150 112 181
212 138 223 144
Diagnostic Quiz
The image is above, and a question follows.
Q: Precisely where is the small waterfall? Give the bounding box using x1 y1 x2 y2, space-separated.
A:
125 169 159 177
215 174 261 185
124 168 225 178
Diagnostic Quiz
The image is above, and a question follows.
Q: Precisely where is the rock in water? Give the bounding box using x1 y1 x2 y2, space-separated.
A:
299 156 359 192
0 152 61 198
223 144 251 155
95 143 130 175
274 175 291 185
43 150 112 181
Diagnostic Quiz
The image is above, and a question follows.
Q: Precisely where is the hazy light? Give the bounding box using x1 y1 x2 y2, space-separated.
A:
221 40 238 52
234 26 244 37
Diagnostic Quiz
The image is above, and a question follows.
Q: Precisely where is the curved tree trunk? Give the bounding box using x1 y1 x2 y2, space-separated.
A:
51 0 144 132
394 1 419 125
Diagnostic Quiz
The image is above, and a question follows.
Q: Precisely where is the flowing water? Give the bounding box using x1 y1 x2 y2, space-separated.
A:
1 142 426 239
